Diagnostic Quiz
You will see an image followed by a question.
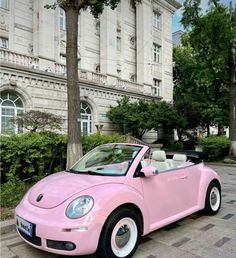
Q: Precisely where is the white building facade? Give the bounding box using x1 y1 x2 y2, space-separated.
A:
0 0 180 141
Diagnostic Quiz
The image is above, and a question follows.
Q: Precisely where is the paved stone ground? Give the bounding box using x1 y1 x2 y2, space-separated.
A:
1 165 235 258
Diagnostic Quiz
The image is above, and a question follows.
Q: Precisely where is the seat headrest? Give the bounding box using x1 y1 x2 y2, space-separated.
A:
173 154 187 162
152 150 166 161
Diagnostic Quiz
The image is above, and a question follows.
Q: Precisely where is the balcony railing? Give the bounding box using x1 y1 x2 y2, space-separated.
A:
0 48 39 69
117 79 144 93
54 63 66 75
1 48 144 94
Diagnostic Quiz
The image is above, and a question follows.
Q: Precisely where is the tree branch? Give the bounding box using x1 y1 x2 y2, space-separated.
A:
211 0 219 8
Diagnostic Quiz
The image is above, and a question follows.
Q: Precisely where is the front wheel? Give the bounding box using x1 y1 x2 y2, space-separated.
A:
97 208 141 258
204 182 221 215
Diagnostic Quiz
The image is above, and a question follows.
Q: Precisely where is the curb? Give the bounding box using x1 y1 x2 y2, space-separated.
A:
205 162 236 168
0 219 15 235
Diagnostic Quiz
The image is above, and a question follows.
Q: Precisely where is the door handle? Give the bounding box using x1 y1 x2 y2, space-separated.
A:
180 175 187 179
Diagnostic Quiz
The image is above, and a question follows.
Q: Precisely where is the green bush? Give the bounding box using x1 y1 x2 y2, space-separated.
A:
0 132 125 183
0 179 32 208
200 136 230 161
0 132 67 183
172 141 184 151
82 133 124 154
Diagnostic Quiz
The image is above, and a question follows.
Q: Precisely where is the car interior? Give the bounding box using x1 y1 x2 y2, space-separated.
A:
140 150 193 172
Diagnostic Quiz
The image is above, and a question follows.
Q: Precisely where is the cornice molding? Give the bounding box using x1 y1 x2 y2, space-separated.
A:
0 66 162 101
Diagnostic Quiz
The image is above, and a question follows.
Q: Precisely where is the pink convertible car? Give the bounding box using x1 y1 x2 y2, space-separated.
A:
15 143 221 258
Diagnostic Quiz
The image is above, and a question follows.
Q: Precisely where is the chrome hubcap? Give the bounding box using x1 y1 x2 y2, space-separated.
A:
115 225 131 248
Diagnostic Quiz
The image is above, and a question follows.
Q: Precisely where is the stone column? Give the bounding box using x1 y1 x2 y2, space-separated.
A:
100 7 117 76
136 0 153 88
33 0 56 71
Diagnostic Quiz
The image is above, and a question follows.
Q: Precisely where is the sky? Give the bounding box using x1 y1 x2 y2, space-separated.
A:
172 0 235 32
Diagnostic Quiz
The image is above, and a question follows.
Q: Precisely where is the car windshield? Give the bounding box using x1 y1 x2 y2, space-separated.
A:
69 144 142 176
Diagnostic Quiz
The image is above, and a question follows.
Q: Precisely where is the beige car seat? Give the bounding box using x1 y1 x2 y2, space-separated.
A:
151 150 170 172
172 154 187 167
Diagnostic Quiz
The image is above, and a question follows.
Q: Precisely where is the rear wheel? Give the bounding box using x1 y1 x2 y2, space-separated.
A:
204 182 221 215
97 208 141 258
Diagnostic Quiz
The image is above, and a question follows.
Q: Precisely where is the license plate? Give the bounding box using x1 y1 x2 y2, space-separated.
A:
16 216 33 237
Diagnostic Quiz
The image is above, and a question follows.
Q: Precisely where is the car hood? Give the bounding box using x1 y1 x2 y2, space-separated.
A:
28 171 125 209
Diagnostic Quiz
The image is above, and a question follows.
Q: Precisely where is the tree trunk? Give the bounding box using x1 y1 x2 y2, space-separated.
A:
65 8 82 169
217 125 224 136
177 129 184 142
229 60 236 156
206 124 210 137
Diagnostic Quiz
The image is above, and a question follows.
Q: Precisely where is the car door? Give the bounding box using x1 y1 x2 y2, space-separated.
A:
141 165 199 229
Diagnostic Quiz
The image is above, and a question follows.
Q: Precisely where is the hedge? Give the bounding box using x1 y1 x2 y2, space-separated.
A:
200 136 230 161
0 132 67 183
0 132 124 183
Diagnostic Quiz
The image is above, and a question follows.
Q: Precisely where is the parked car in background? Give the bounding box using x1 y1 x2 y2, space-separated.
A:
15 143 221 258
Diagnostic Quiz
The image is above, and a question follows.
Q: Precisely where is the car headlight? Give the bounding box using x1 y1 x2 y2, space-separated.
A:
66 196 94 219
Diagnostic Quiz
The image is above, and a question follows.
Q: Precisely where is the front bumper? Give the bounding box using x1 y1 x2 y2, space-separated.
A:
15 196 106 256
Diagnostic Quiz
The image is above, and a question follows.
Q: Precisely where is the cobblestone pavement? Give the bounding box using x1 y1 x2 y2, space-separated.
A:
1 165 235 258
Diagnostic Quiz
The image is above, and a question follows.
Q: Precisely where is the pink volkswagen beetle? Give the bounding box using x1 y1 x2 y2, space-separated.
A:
15 143 221 258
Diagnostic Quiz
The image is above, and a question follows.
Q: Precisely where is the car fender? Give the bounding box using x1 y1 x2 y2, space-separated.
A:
80 183 150 235
198 164 221 209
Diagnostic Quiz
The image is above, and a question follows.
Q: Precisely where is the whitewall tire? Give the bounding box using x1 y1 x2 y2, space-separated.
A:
97 208 141 258
204 182 221 215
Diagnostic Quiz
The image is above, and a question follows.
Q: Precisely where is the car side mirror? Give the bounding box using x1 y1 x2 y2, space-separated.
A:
141 165 158 177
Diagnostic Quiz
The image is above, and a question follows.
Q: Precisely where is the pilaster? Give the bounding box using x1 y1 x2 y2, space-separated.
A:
136 0 153 87
33 0 55 71
100 7 117 76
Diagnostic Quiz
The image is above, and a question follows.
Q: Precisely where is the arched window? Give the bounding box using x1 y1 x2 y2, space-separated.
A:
81 102 92 135
0 91 24 134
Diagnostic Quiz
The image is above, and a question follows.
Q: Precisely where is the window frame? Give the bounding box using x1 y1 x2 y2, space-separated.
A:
0 37 9 49
80 102 92 136
153 44 161 63
153 79 161 97
153 11 161 29
59 8 66 30
0 92 24 134
0 0 9 10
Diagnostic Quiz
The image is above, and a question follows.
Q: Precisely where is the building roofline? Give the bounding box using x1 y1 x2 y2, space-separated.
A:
165 0 182 9
172 30 184 35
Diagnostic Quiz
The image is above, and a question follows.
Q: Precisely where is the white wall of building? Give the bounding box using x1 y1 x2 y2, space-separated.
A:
0 0 181 138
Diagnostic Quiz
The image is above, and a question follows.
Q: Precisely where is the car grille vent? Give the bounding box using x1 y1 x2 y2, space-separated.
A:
18 228 42 246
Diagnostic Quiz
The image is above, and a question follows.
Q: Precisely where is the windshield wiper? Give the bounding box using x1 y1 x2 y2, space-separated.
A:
85 170 104 176
67 169 104 176
66 169 80 173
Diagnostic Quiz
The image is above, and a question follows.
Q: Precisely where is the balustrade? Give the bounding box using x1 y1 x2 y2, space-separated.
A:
54 63 66 75
1 48 144 94
0 49 39 69
117 79 143 93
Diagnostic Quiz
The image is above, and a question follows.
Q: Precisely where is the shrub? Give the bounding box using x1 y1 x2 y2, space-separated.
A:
0 179 32 208
15 110 62 132
82 133 124 154
172 141 184 151
200 136 230 161
0 132 67 183
0 132 125 183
